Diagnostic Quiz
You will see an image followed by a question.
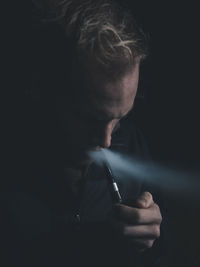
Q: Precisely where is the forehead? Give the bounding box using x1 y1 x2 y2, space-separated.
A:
84 64 139 119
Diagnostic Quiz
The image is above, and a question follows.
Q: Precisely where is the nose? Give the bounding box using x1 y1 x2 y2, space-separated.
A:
100 125 112 148
91 121 113 149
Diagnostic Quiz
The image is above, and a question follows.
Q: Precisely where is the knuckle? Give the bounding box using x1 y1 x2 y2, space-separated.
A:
146 240 154 248
158 213 163 224
154 204 163 223
154 225 160 238
154 203 159 211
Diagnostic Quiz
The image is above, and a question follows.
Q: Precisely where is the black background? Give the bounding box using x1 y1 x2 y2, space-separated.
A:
118 1 200 265
13 1 199 266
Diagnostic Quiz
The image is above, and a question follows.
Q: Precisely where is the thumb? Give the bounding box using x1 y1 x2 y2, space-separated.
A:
135 191 153 209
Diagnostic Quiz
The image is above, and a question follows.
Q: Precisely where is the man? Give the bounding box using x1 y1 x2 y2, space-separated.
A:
1 1 163 266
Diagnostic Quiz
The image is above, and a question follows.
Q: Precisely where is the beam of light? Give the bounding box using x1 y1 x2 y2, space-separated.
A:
88 149 200 198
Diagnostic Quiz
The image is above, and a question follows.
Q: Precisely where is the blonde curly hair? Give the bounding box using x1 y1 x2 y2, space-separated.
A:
32 0 148 77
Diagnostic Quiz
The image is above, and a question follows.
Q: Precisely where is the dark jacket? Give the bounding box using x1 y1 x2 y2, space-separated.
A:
0 117 164 267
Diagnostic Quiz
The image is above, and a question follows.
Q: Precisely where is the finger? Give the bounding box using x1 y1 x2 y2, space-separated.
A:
130 238 155 250
110 221 160 243
117 223 160 239
135 192 153 209
114 203 162 225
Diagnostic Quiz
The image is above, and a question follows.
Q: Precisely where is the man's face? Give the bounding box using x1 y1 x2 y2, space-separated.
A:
57 62 139 167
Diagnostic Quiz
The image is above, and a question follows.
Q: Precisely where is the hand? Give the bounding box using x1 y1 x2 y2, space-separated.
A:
111 192 162 252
